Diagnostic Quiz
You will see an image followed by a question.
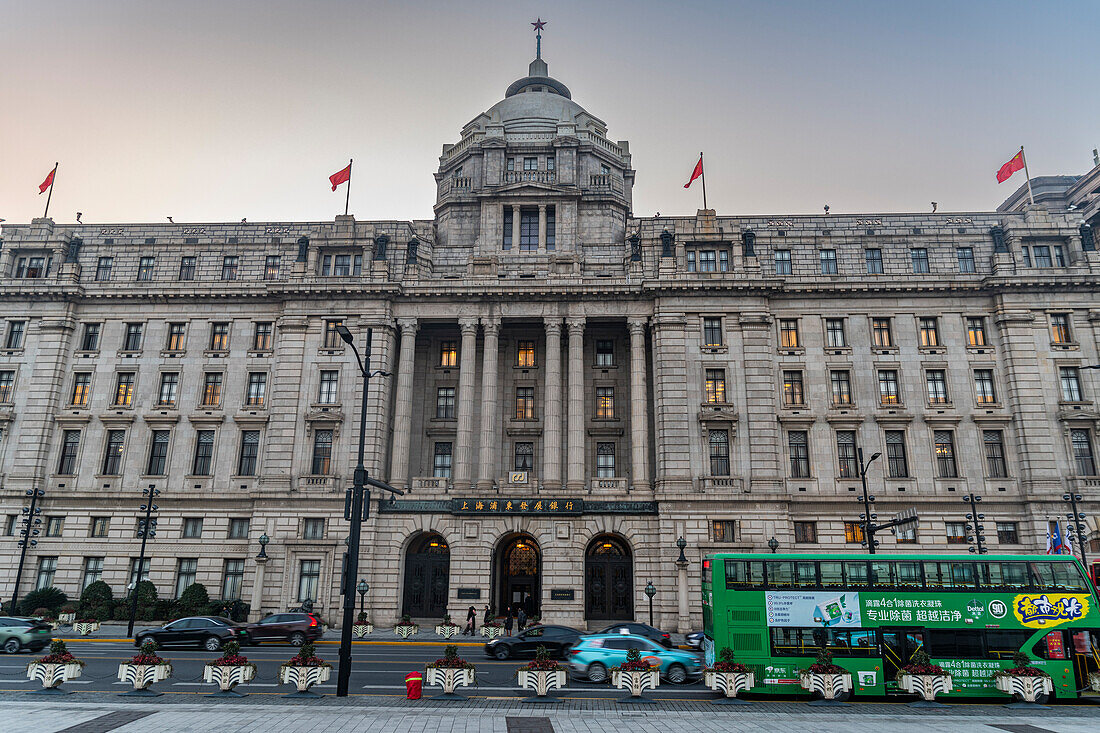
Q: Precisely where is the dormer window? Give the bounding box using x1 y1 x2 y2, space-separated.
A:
14 256 51 279
321 252 363 277
686 247 730 273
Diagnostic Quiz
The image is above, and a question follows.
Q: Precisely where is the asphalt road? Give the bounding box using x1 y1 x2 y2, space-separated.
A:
0 640 712 701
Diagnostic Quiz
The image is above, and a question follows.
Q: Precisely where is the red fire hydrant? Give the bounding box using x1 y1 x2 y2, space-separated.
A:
405 671 423 700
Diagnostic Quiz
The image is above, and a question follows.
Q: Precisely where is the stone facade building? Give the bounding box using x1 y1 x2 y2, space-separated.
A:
2 47 1099 631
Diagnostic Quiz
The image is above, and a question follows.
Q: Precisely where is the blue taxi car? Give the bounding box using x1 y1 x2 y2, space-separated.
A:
566 633 702 684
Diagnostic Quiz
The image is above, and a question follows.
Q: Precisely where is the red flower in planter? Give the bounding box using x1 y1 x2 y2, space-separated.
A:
428 645 475 670
129 640 168 665
35 639 85 667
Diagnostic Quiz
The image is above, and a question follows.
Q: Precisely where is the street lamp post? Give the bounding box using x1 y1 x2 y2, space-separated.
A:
256 533 269 559
676 536 687 563
767 537 779 553
1063 492 1090 568
857 448 882 554
357 579 369 619
644 581 656 627
963 493 987 554
127 486 160 638
10 488 44 614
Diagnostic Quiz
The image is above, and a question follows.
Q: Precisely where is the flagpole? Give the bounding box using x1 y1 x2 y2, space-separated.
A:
699 152 708 210
344 159 352 216
43 162 58 219
1020 146 1034 205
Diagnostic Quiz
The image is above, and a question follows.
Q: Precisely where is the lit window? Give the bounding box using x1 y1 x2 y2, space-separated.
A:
440 341 458 367
202 373 223 406
114 373 135 406
844 522 865 544
966 317 987 346
137 256 155 281
517 340 536 367
705 369 726 404
1050 313 1071 344
934 430 957 478
782 370 804 406
919 317 939 347
595 386 614 418
926 370 949 404
210 322 230 351
311 430 333 474
974 369 997 404
264 255 280 280
0 371 13 404
71 373 91 406
253 322 273 350
713 520 737 543
779 320 799 348
878 370 900 405
157 373 178 406
515 386 535 419
871 318 892 348
323 320 344 349
166 323 186 351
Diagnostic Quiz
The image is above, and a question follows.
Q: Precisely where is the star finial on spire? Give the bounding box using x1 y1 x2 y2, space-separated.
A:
531 18 546 59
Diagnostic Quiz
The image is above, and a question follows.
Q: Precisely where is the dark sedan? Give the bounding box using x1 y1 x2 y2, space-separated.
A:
484 624 583 659
246 612 324 646
134 616 251 651
599 622 672 648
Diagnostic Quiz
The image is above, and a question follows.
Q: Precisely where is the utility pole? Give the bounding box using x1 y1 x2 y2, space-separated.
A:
127 487 159 638
963 493 987 554
10 489 45 613
854 448 917 552
1063 492 1090 569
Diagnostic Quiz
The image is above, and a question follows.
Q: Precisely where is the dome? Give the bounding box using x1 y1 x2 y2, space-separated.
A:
484 91 587 134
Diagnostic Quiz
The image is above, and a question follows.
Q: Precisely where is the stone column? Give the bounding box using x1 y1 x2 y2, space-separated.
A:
453 317 480 489
248 558 267 622
388 318 419 490
477 317 501 489
628 318 650 491
511 205 522 250
676 560 690 633
543 318 563 490
566 317 586 491
538 205 548 251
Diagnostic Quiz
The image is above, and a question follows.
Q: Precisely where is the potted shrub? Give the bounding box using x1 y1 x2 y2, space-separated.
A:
992 651 1053 706
704 647 755 705
118 640 172 696
394 613 419 639
279 642 331 696
58 603 77 626
73 618 101 635
353 611 373 638
481 619 505 639
435 614 462 639
202 641 256 697
799 649 852 705
26 639 84 694
610 647 660 702
425 644 476 699
517 645 566 703
896 648 953 706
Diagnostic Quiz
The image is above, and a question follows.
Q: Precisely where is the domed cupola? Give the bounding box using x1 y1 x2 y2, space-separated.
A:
504 17 571 99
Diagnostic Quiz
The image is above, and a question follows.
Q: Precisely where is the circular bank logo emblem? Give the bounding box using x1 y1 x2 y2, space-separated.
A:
966 599 985 620
988 599 1008 619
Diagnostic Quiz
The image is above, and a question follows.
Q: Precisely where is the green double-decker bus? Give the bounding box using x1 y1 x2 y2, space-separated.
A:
702 552 1100 700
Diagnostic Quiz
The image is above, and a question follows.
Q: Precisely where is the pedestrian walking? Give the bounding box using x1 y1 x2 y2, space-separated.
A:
483 604 492 625
503 605 514 635
517 606 527 631
463 605 477 636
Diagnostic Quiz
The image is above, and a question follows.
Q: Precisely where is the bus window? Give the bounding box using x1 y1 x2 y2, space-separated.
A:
923 562 947 589
985 561 1029 591
766 561 796 588
927 629 984 658
796 562 818 587
820 562 845 588
844 561 869 587
985 630 1033 659
724 560 764 589
1035 630 1067 660
949 562 978 588
770 627 819 656
871 561 894 588
1029 562 1087 591
825 629 878 658
897 561 922 588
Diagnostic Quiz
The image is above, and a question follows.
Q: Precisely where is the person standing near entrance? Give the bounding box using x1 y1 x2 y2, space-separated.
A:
503 605 514 635
524 593 535 619
463 605 477 636
517 605 527 631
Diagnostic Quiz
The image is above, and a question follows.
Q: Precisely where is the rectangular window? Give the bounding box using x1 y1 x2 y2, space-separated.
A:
996 521 1019 544
102 430 125 475
440 340 458 367
513 441 534 472
147 430 170 475
433 442 452 478
705 369 727 404
45 516 63 537
974 369 997 404
595 339 614 367
595 386 615 418
966 317 987 346
515 386 535 419
702 317 723 347
322 320 344 349
4 321 24 349
82 557 104 590
885 430 909 478
80 323 101 351
825 318 846 347
546 206 556 250
1033 245 1053 267
0 370 13 404
71 372 91 406
253 322 273 350
1050 313 1071 344
332 254 351 276
178 256 196 280
844 522 865 544
836 430 857 478
794 521 817 544
221 256 238 280
223 559 245 600
878 370 900 405
114 372 135 406
911 248 930 273
157 372 178 406
596 442 616 478
708 429 730 476
788 431 810 478
830 370 852 406
919 317 939 347
57 429 81 474
686 250 696 272
228 519 249 539
95 257 113 281
166 322 186 351
175 558 198 598
698 250 717 272
137 256 155 281
264 255 280 280
775 250 792 275
516 339 536 367
311 429 333 474
1060 367 1083 402
865 248 884 274
318 370 339 404
719 249 728 271
192 430 215 475
507 157 514 171
896 522 917 544
934 430 958 478
502 207 512 249
820 249 838 274
546 156 555 171
238 430 259 475
983 430 1007 477
36 557 57 589
782 370 804 406
1054 245 1066 267
712 520 737 543
926 370 949 404
202 372 223 406
945 521 968 544
123 323 143 351
90 517 109 538
957 247 976 273
519 208 538 250
298 560 321 602
523 156 537 171
182 518 203 539
1021 246 1032 267
779 319 799 348
871 318 893 348
302 518 325 540
129 558 151 586
246 372 267 406
1072 429 1096 475
435 386 455 419
209 322 230 351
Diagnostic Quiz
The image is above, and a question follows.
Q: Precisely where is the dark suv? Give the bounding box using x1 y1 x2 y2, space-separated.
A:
599 622 673 648
246 612 323 646
134 616 251 651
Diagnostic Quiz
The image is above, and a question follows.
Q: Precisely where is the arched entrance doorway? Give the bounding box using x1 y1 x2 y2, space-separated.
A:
495 534 540 617
401 533 450 618
585 535 633 621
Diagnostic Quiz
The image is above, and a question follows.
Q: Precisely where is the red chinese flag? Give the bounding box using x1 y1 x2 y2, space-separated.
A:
996 150 1025 183
683 155 703 188
329 163 352 191
38 167 55 194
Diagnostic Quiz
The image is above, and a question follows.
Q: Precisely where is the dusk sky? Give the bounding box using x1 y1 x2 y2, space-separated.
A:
3 0 1098 225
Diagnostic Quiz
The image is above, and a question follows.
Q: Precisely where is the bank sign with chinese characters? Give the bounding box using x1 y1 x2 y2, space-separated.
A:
451 497 581 515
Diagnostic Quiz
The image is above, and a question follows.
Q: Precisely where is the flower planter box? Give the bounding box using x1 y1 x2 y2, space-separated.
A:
279 664 331 696
58 613 76 625
425 666 475 699
518 668 566 701
394 624 419 640
117 663 172 696
704 670 755 704
26 662 82 694
481 625 504 639
352 624 373 638
435 624 462 639
994 674 1053 705
73 622 100 636
800 672 852 704
203 664 256 697
899 673 953 704
611 669 660 701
